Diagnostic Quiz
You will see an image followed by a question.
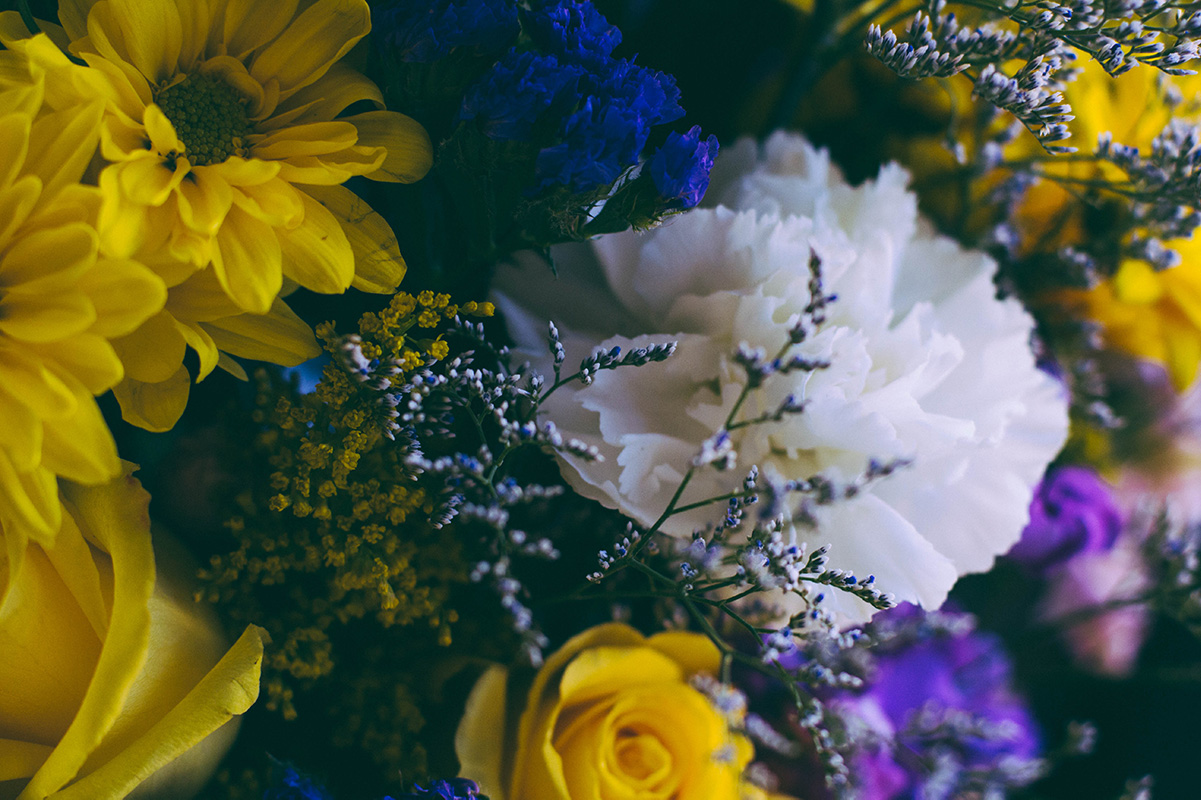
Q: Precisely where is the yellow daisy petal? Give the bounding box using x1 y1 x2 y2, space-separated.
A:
221 0 301 61
344 110 433 184
0 176 41 254
0 110 31 188
200 297 319 366
111 368 191 433
303 184 405 294
175 166 233 235
40 394 121 485
74 258 167 339
25 101 104 199
267 63 384 129
110 311 186 384
0 222 97 293
211 205 283 314
249 0 369 97
0 345 79 418
0 455 60 543
251 120 358 160
279 190 354 294
100 0 182 85
0 384 42 472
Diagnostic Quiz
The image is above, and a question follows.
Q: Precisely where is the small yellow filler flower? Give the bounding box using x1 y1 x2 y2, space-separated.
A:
1 0 434 430
0 34 165 543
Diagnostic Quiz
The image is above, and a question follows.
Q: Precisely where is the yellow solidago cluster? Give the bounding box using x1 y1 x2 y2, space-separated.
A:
199 292 492 724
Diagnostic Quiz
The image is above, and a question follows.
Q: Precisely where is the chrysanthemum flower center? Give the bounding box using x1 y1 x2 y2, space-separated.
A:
154 73 254 166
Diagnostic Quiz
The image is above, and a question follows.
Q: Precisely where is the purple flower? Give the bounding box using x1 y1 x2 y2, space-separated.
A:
647 126 720 208
833 604 1041 799
1007 466 1123 571
377 0 520 63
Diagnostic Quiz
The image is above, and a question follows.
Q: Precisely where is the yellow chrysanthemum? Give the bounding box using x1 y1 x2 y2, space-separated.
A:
0 35 165 543
1 0 433 430
1023 64 1201 389
1054 237 1201 391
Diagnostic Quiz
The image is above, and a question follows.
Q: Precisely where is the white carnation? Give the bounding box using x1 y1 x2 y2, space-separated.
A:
495 132 1069 622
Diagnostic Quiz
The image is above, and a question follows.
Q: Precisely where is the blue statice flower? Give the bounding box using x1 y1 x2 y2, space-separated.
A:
375 0 520 63
522 0 622 67
262 759 333 800
647 125 720 208
394 778 490 799
459 50 586 140
833 604 1043 799
1006 466 1124 572
533 60 683 192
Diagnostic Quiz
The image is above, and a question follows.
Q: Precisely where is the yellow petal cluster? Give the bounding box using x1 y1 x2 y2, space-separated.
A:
456 623 768 800
0 0 433 431
0 35 164 543
0 466 264 799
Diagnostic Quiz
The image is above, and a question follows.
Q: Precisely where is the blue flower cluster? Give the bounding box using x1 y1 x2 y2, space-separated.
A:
459 0 695 195
261 760 488 800
647 125 720 208
395 779 489 799
262 760 333 800
376 0 519 63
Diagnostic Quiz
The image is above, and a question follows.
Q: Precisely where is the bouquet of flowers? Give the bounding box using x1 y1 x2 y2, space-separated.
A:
5 0 1201 798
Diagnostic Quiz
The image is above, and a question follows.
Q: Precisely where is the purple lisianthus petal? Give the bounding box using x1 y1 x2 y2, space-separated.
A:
837 604 1041 798
1008 466 1123 571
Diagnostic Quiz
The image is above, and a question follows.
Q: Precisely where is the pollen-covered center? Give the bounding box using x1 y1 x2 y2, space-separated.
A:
154 73 254 166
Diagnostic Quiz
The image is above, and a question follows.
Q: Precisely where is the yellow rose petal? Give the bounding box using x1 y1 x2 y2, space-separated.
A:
455 665 511 800
50 625 265 800
20 471 156 800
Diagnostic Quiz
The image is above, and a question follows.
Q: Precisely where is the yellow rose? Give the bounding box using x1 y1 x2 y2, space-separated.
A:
455 623 764 800
0 466 265 800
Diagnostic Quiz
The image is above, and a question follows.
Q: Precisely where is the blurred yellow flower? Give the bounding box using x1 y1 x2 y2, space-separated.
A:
1021 64 1201 389
0 35 165 543
0 0 434 430
0 466 265 800
1054 237 1201 390
455 623 765 800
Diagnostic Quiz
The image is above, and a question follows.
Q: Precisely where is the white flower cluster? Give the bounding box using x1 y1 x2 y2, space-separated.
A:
496 132 1069 622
